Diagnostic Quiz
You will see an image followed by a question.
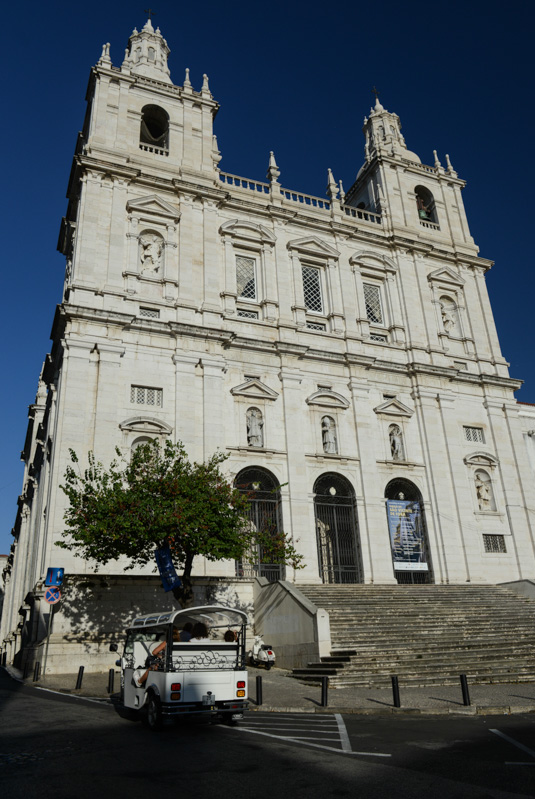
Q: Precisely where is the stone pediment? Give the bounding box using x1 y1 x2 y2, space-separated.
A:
119 417 173 434
463 451 499 467
126 195 180 222
306 389 350 410
349 250 398 275
427 266 465 287
287 236 340 258
219 220 276 244
230 379 279 401
373 398 414 418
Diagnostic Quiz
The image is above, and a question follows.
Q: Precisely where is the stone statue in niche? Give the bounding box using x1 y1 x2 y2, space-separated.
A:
389 424 404 461
475 471 492 511
440 299 456 334
321 416 338 455
246 408 264 448
139 233 163 274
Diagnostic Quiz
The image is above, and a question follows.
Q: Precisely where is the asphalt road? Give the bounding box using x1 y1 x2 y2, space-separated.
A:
1 670 534 798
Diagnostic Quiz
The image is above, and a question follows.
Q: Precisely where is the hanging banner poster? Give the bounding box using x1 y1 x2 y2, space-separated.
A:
154 544 182 592
387 500 428 571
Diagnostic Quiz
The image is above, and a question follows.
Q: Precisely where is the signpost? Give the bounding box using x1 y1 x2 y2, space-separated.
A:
42 569 63 679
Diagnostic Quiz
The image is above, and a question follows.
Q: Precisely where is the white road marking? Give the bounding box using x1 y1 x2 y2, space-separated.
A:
226 725 391 757
335 713 352 753
490 729 535 760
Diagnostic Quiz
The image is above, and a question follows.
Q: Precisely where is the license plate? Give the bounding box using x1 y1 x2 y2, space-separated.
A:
202 695 215 706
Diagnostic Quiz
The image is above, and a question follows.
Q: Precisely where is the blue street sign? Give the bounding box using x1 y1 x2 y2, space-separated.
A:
44 587 61 604
45 567 64 587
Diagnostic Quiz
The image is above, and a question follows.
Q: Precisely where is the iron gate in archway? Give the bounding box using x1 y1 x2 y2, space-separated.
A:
314 473 363 584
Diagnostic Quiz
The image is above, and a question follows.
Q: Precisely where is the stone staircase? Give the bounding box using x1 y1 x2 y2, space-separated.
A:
290 584 535 688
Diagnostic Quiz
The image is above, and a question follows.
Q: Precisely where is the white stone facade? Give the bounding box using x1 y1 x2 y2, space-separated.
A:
2 20 535 671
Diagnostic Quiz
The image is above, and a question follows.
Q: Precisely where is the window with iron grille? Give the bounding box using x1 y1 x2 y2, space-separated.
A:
464 426 485 444
306 321 326 331
130 385 163 407
483 534 506 553
237 309 259 319
363 283 384 325
236 256 257 300
370 333 387 342
302 266 323 313
139 307 160 319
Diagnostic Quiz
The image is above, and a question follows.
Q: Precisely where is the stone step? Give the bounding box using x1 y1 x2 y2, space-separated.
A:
290 584 535 688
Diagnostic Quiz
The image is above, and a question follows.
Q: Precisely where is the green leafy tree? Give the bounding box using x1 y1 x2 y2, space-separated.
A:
59 440 302 605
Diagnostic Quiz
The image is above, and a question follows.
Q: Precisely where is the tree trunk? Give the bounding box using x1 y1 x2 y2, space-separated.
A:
172 552 194 608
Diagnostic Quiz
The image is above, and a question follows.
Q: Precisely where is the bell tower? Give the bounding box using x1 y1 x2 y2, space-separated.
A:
345 97 477 256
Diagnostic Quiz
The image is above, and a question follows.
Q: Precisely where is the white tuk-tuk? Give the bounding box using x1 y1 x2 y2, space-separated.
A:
111 605 249 729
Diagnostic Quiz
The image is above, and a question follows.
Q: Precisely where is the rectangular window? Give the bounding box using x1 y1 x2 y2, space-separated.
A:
139 307 160 319
237 309 259 319
306 321 326 331
464 426 485 444
370 333 387 342
483 534 506 553
236 256 257 301
363 283 384 325
130 385 163 407
302 266 323 313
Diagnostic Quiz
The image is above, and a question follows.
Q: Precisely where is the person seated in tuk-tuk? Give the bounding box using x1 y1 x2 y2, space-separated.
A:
224 630 237 642
189 622 210 642
179 622 193 641
133 640 166 687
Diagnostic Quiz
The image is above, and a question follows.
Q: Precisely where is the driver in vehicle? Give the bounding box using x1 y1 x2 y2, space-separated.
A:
133 640 166 687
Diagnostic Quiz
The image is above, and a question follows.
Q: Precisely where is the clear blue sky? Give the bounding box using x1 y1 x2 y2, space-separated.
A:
1 0 533 555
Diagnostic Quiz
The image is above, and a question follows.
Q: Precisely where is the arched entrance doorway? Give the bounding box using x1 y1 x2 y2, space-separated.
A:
234 467 285 583
314 473 362 584
385 478 433 584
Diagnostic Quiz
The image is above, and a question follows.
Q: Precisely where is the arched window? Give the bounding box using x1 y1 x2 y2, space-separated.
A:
140 105 169 154
415 185 438 225
234 467 284 582
474 469 496 512
384 479 433 584
314 473 362 584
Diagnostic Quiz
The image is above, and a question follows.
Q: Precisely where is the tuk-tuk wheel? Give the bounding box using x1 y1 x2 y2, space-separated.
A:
144 694 163 730
265 662 272 670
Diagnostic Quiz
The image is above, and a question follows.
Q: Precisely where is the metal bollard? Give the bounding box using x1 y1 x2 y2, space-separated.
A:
321 676 329 707
75 666 85 690
460 673 471 706
256 675 263 706
391 675 401 708
107 668 115 694
23 661 31 680
33 661 41 682
1 651 6 667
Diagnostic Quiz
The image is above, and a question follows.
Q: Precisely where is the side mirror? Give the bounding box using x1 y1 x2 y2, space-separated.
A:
109 643 118 652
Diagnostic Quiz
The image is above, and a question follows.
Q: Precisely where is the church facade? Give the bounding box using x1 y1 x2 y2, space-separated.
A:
2 20 535 669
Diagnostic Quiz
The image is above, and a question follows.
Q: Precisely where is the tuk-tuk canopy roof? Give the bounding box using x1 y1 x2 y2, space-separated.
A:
129 605 248 630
